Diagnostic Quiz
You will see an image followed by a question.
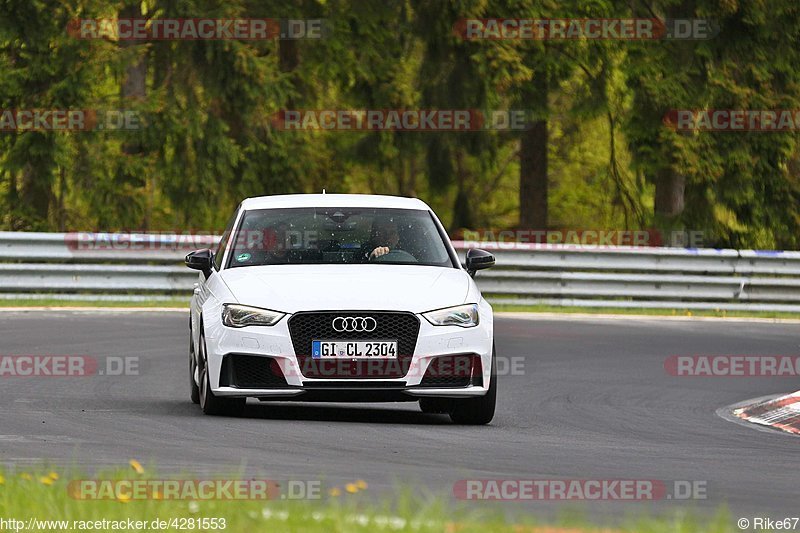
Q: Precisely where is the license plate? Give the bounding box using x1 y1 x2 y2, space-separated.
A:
311 340 397 359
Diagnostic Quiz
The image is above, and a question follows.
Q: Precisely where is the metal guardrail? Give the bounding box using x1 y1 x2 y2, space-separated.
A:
1 231 799 312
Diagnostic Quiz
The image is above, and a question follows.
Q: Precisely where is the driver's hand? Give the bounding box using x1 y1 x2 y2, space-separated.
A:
370 246 390 259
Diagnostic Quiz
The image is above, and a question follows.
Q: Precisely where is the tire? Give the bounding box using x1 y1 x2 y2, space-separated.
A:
449 344 497 425
189 328 200 404
198 329 245 417
419 398 453 414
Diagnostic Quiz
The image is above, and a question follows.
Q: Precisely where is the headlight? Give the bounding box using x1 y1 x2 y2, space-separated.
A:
222 304 285 328
422 304 479 327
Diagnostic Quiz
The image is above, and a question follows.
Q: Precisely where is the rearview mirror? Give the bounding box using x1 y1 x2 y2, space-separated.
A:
465 248 495 277
185 249 214 276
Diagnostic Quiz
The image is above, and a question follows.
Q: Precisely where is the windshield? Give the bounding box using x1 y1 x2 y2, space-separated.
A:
225 207 454 268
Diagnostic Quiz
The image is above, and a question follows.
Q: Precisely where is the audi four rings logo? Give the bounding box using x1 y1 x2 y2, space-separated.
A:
332 316 377 332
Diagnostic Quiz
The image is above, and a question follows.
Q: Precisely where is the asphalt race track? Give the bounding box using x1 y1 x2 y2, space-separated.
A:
0 310 796 519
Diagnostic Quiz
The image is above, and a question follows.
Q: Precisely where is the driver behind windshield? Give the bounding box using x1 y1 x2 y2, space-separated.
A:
363 217 400 261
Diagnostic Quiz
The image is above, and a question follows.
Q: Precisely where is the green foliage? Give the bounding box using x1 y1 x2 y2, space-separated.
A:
0 464 739 533
0 0 798 249
623 0 800 248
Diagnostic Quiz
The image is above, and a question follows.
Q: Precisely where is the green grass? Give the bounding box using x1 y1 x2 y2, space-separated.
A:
0 465 747 532
0 298 188 308
494 303 800 320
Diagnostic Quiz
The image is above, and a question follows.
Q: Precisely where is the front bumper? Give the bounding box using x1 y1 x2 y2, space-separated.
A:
212 385 489 401
202 303 493 400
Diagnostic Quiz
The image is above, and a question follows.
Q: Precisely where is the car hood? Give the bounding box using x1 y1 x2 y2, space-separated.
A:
219 264 471 314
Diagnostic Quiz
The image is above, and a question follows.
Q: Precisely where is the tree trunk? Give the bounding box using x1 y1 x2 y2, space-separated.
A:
407 156 417 197
57 166 66 231
119 4 146 116
119 3 148 228
19 163 51 230
279 40 301 108
651 2 689 231
451 150 475 230
654 167 685 220
519 71 548 229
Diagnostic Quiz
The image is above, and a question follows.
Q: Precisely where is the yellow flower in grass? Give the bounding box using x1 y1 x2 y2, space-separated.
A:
48 472 59 481
354 479 368 490
0 474 5 485
129 459 145 475
328 487 341 497
117 493 131 504
39 476 54 486
345 483 358 494
20 473 31 481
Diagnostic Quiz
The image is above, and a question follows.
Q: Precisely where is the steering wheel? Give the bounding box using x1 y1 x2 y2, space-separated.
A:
372 249 418 262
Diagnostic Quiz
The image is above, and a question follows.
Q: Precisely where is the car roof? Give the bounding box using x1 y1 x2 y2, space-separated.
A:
240 193 431 211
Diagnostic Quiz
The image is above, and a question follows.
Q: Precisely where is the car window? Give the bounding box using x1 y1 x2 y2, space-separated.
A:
226 207 454 268
213 208 240 271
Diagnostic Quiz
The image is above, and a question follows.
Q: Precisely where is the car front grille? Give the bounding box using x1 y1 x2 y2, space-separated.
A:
288 311 420 378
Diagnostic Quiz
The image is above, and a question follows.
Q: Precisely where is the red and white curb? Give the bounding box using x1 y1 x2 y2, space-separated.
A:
732 390 800 435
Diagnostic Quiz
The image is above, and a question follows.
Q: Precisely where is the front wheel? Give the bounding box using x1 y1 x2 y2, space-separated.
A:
189 329 200 404
449 345 497 425
198 329 245 417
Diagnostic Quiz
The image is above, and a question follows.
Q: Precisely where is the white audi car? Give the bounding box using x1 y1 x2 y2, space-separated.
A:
186 194 497 424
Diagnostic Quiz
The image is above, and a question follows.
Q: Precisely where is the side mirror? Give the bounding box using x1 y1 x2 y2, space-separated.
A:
185 249 214 276
465 248 495 277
